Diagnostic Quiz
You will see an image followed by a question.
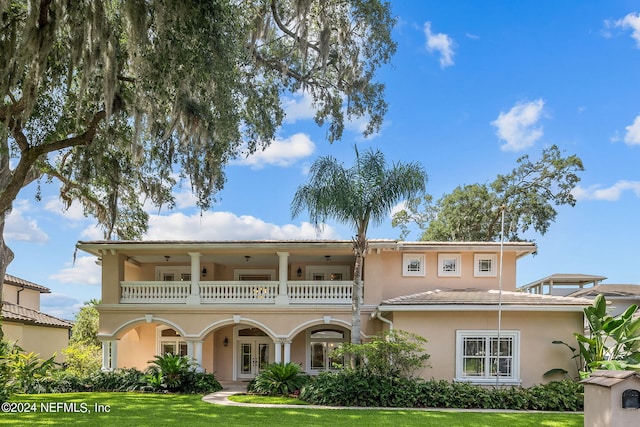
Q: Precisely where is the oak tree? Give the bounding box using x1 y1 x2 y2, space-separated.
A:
0 0 397 336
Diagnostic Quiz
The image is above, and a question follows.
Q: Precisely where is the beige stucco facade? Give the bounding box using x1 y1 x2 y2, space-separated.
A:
77 239 590 385
2 275 73 362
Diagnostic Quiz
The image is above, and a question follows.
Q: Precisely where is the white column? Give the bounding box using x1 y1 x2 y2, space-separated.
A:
110 340 118 370
275 252 290 305
274 340 282 364
101 341 110 371
187 252 201 304
194 341 203 372
283 342 291 364
186 341 194 360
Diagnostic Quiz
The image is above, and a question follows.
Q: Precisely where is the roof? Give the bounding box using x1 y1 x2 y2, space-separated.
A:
2 301 73 329
569 284 640 298
519 273 607 290
76 239 537 258
379 288 593 311
581 370 640 387
3 274 51 293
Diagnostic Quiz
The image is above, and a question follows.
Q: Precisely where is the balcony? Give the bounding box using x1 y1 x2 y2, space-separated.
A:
119 280 353 305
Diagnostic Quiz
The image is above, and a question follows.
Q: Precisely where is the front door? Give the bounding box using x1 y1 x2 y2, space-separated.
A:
237 339 271 379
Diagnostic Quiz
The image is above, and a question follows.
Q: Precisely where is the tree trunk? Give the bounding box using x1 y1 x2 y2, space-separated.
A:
351 233 368 345
0 218 15 340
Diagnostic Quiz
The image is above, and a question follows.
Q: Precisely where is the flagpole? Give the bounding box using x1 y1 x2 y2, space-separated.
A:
496 205 505 387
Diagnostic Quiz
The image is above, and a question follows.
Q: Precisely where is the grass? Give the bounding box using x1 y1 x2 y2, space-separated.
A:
0 393 583 427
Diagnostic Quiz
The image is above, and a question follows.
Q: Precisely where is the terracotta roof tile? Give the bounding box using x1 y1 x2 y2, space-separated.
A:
381 288 593 306
2 301 73 328
3 274 51 293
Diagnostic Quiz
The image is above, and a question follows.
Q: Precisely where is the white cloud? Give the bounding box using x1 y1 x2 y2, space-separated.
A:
44 197 87 221
390 201 407 217
40 293 84 321
236 133 316 169
282 90 316 123
491 99 545 151
5 200 49 243
424 22 455 68
614 12 640 47
49 255 102 285
144 210 340 240
624 115 640 145
572 181 640 201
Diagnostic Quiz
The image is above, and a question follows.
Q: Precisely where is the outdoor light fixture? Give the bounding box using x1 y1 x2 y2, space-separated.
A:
223 337 229 347
201 267 207 277
297 267 302 277
245 256 251 262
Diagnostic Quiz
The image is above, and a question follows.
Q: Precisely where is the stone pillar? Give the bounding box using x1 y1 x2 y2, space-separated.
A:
283 342 291 364
187 252 201 304
275 252 290 305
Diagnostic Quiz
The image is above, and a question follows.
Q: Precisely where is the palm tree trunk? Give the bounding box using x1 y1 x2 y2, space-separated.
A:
351 233 367 345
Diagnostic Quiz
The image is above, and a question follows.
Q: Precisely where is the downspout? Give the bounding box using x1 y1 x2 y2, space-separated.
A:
17 286 24 306
372 307 393 331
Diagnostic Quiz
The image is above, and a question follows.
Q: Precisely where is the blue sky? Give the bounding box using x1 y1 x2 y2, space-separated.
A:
5 1 640 321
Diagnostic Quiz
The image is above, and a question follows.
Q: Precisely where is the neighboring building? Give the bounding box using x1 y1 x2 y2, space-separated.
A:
519 273 640 317
76 239 593 387
2 274 73 362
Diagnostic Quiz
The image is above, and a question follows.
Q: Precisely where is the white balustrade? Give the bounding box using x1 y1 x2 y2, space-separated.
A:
120 281 191 303
119 280 354 304
288 281 352 303
199 281 278 303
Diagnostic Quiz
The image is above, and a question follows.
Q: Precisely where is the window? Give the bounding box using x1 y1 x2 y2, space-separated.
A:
157 327 187 356
455 330 520 384
402 254 425 277
156 266 191 281
438 254 461 277
308 328 349 372
474 254 497 277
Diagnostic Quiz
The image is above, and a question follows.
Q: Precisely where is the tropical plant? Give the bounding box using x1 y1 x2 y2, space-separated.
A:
331 330 430 379
0 0 396 337
291 147 427 344
62 299 101 376
250 362 309 396
2 345 58 393
549 295 640 378
393 145 583 241
146 353 194 391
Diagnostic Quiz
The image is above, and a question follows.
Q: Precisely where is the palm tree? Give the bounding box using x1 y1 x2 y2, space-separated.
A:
291 147 427 344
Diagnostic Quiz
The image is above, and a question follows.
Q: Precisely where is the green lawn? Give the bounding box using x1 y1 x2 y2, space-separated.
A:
0 393 583 427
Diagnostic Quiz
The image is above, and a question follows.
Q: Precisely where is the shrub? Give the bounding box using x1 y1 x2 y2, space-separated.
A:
249 363 308 396
62 342 101 377
300 372 583 411
146 353 194 391
331 330 430 378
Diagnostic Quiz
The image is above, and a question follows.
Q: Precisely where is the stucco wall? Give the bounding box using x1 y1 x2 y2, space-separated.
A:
390 310 583 387
2 285 41 311
363 251 518 305
3 321 69 362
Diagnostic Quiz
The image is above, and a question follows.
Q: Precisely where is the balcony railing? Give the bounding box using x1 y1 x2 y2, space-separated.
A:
119 280 353 305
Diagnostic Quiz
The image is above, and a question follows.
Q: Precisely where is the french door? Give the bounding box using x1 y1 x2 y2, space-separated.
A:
237 339 271 379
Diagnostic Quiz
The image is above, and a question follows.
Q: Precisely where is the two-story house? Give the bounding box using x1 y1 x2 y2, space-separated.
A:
2 274 73 362
76 239 592 387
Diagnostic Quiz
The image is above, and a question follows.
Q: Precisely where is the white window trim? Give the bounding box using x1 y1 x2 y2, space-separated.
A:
306 327 349 373
156 266 191 281
402 254 425 277
233 269 276 281
305 265 351 281
474 254 497 277
455 330 520 385
156 325 187 357
438 253 461 277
